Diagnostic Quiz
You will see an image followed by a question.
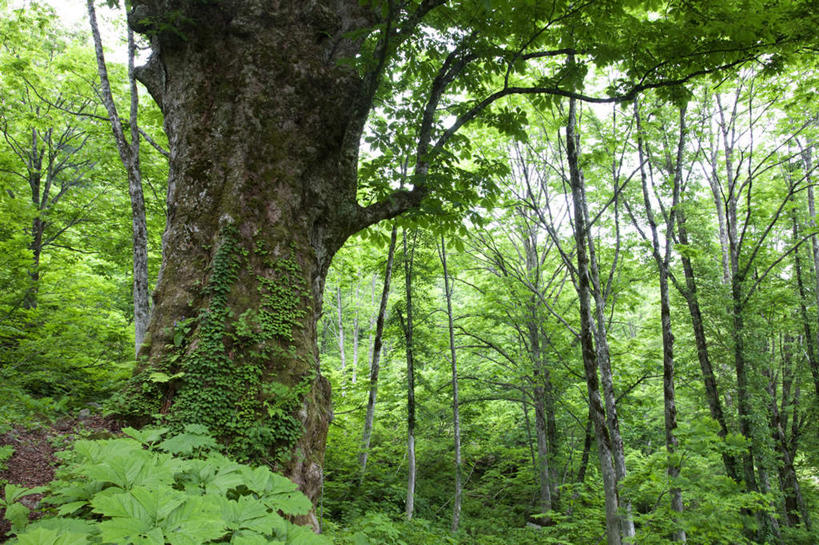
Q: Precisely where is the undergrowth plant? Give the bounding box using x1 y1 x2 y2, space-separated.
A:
3 425 329 545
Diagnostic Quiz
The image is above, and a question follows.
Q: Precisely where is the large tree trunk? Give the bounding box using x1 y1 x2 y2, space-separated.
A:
119 1 387 523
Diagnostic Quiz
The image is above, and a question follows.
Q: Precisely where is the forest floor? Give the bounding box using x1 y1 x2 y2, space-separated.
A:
0 413 121 541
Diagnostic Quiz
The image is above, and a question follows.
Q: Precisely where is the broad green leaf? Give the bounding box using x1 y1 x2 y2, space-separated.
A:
232 531 278 545
5 502 30 531
91 488 152 520
56 500 88 516
284 524 332 545
4 484 47 504
221 495 283 535
14 527 90 545
158 432 217 456
122 427 170 446
26 517 95 536
163 495 225 545
97 516 151 543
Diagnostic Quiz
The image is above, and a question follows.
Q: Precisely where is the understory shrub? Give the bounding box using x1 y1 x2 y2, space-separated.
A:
3 425 329 545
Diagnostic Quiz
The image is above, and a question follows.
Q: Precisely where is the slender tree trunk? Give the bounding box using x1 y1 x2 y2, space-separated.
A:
336 285 346 389
566 95 622 545
716 95 757 497
674 206 740 482
23 133 44 310
533 393 553 515
576 413 592 485
576 115 634 539
521 390 538 486
367 274 377 367
801 147 819 399
766 340 810 530
87 0 150 356
792 210 818 396
661 264 686 544
521 227 554 516
352 278 360 384
24 216 44 310
320 317 330 355
359 225 398 482
634 102 686 542
401 228 418 521
717 91 782 543
440 235 463 532
705 95 731 284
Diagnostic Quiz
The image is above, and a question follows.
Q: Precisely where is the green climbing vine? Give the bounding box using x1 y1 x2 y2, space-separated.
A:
113 225 315 466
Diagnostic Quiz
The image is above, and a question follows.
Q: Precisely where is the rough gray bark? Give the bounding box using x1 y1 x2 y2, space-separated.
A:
566 96 622 545
793 208 819 401
521 389 538 487
440 235 463 532
359 225 398 482
586 229 634 540
121 2 400 522
87 0 150 356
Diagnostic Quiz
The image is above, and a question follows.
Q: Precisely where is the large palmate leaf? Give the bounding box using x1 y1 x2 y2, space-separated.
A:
176 455 244 495
92 486 224 545
231 532 283 545
158 425 218 456
221 495 286 536
239 466 311 516
13 527 91 545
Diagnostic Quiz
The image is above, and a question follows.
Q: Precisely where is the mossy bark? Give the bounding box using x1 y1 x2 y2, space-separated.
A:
118 1 405 528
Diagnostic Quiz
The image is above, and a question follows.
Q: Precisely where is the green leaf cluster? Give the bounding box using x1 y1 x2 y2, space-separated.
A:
5 426 327 545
